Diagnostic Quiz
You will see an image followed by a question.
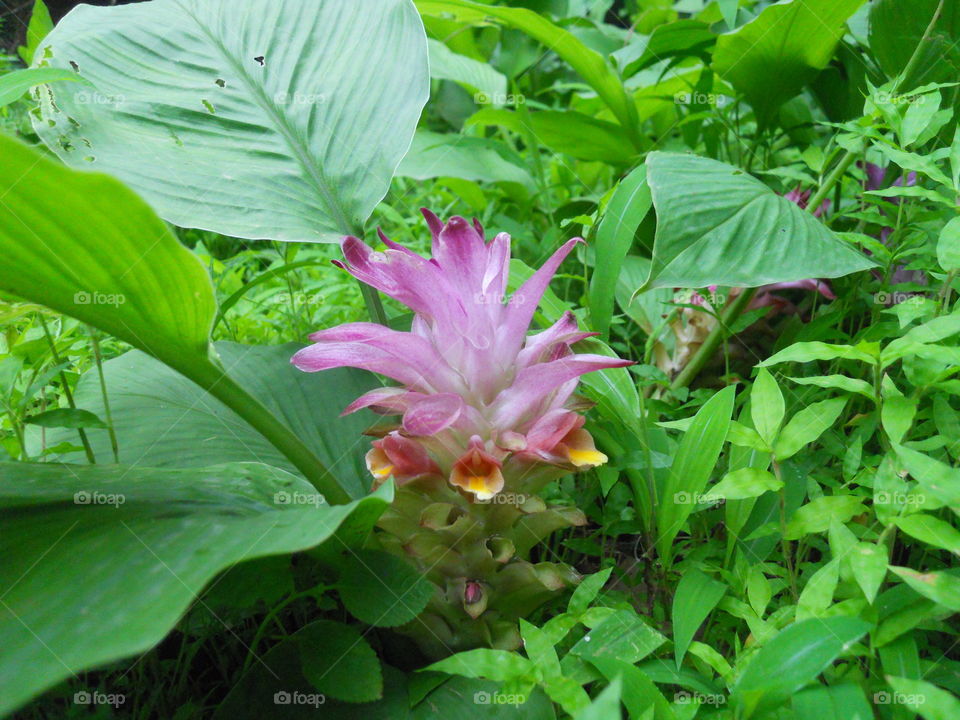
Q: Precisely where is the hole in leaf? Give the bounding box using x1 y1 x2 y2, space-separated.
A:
67 116 80 128
58 136 74 152
202 99 215 114
69 60 80 72
215 78 226 88
254 55 265 66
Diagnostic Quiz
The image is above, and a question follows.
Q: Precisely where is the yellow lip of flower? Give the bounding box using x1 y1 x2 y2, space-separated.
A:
562 429 607 468
365 447 394 479
451 442 505 500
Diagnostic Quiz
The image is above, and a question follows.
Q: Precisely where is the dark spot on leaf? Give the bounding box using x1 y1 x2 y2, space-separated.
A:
202 99 215 114
67 116 80 128
215 78 226 88
84 156 95 162
58 136 74 152
254 55 265 66
81 138 92 148
69 60 80 72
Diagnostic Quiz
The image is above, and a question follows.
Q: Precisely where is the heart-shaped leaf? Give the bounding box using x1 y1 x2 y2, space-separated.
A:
639 152 876 291
34 0 429 242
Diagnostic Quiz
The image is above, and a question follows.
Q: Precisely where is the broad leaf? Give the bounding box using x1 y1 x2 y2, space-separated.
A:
338 550 435 627
34 0 429 242
0 133 215 374
31 343 378 499
0 461 392 717
713 0 867 124
639 153 875 291
869 0 960 90
298 620 383 703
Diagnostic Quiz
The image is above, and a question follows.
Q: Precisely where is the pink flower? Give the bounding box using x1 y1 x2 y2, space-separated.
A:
292 210 631 500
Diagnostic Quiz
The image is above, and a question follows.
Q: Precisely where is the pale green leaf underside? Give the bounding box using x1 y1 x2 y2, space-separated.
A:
642 152 876 290
0 462 392 716
34 0 429 242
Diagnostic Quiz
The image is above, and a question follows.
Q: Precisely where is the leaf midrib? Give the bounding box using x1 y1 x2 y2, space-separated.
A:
174 0 355 237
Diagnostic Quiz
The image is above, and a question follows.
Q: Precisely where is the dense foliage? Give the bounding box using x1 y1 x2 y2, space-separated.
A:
1 0 959 718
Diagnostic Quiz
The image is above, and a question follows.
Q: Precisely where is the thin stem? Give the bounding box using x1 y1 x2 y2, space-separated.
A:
38 315 96 464
359 282 389 326
89 329 120 463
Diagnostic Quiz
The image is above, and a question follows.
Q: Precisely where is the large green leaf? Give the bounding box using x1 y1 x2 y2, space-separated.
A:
713 0 867 124
0 132 344 500
34 0 429 242
31 343 378 499
730 617 871 718
0 67 90 107
0 461 393 717
639 152 875 291
0 132 214 373
869 0 960 91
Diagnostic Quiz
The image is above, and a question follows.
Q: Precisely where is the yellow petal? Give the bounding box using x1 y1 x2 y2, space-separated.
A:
567 448 607 467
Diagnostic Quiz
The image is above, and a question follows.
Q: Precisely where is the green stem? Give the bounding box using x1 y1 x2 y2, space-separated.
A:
670 287 756 390
360 282 389 326
184 357 350 504
897 0 945 92
39 314 96 464
89 329 120 464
